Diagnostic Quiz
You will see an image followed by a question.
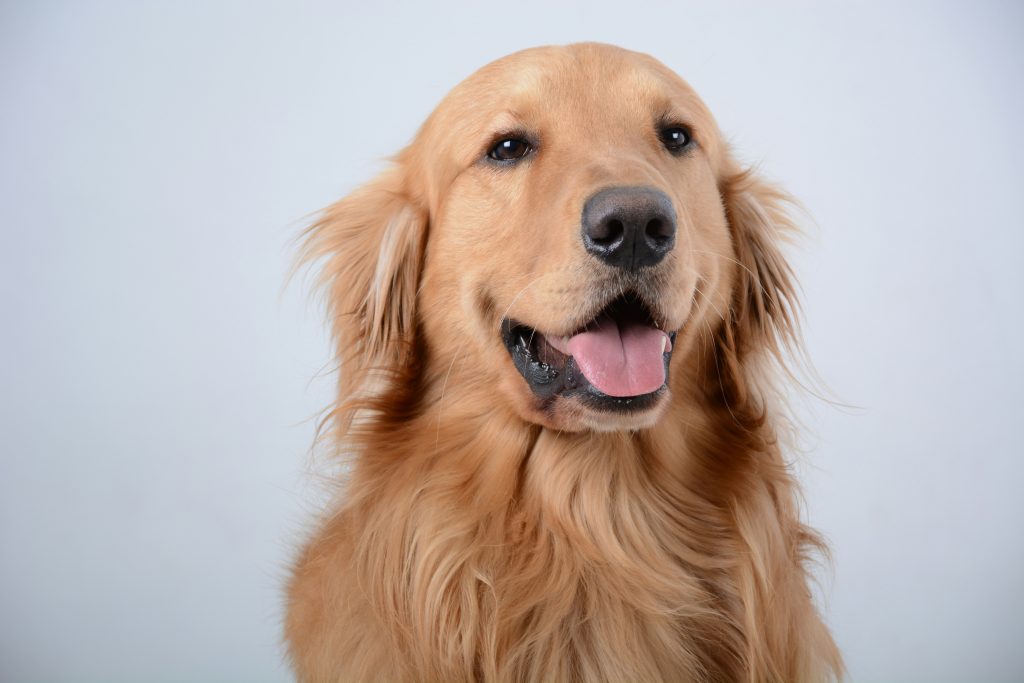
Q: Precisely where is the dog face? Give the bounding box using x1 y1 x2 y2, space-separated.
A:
306 43 795 434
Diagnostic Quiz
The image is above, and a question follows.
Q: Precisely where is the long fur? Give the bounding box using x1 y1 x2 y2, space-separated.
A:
287 44 842 683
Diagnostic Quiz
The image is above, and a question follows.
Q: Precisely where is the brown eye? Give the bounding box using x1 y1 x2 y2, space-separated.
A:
659 126 692 153
488 138 532 163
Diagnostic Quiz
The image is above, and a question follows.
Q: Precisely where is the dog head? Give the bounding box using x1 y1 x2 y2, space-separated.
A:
305 43 797 434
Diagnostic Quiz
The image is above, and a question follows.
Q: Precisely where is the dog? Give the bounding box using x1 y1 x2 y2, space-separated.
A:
286 43 842 682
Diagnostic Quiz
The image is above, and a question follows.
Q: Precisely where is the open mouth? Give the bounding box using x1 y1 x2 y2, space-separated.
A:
501 292 677 412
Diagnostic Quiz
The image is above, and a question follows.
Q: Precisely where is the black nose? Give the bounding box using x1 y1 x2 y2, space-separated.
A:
581 186 676 270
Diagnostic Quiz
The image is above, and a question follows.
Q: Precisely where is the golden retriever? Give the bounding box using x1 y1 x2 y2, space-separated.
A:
286 43 842 682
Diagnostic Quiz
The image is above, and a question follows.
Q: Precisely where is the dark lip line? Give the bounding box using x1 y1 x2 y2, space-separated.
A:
501 316 677 406
500 287 679 407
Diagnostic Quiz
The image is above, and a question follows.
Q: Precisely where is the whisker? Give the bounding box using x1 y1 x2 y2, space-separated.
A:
690 248 779 309
498 273 550 327
434 351 460 453
693 283 725 322
703 316 746 431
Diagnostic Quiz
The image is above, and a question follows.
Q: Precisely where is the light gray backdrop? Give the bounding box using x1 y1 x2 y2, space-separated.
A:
2 2 1022 682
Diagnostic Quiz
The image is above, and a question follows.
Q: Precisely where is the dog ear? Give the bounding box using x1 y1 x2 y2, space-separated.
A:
717 166 801 397
301 164 428 391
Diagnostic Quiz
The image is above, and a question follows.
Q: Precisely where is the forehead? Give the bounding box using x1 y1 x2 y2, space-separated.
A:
420 43 722 162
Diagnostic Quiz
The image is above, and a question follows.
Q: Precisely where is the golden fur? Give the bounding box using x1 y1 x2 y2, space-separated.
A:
286 43 842 682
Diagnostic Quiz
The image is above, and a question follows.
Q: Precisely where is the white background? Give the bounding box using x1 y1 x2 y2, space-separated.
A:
2 2 1022 681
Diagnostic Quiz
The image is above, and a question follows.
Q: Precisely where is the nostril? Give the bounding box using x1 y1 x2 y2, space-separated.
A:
645 217 672 244
591 218 624 246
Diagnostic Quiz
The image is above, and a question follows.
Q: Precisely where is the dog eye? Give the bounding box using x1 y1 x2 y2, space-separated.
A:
659 126 692 153
488 138 532 163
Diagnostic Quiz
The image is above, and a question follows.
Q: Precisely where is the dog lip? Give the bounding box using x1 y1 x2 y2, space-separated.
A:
500 320 567 399
500 293 678 409
575 383 668 412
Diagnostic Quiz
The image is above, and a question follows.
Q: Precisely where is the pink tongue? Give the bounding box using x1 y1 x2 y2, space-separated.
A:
566 316 669 397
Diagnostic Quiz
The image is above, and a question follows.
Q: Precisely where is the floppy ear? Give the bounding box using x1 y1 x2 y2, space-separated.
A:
301 164 428 397
717 165 801 399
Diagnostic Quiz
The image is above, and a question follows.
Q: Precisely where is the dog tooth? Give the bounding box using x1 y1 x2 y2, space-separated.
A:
663 335 670 353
